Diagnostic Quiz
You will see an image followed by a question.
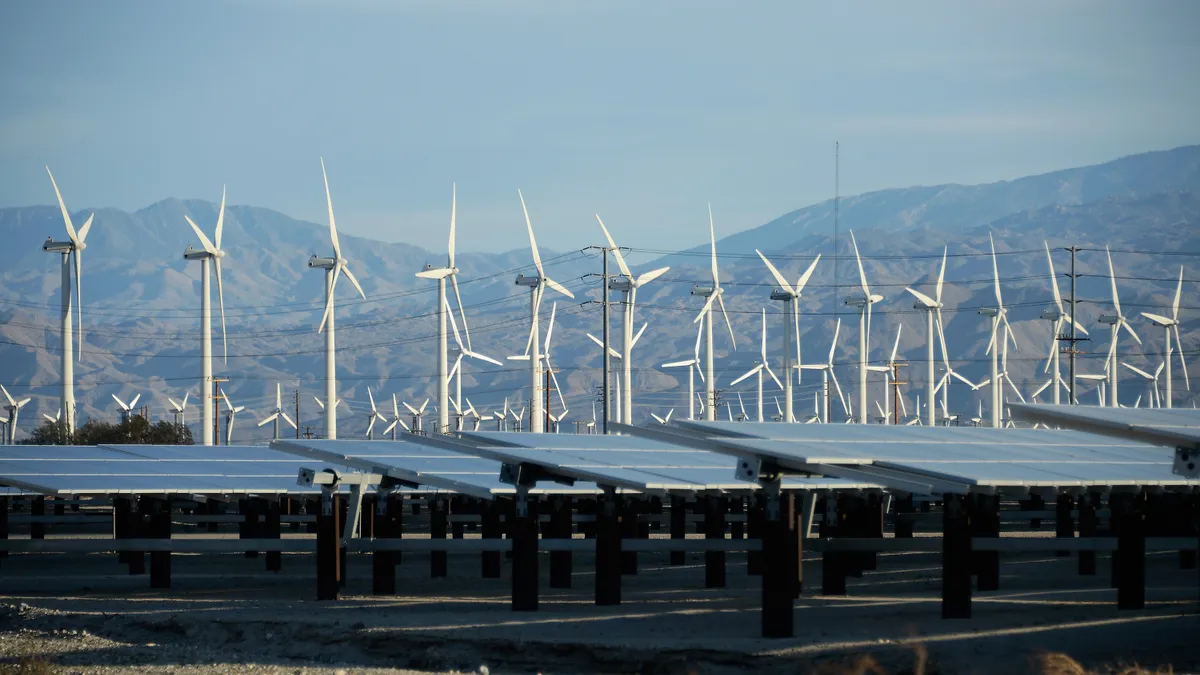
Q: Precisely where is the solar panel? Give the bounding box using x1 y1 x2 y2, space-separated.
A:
1009 404 1200 449
661 420 1194 492
459 431 881 492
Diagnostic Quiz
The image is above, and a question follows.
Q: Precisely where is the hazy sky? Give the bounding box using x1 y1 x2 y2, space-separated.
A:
1 1 1197 252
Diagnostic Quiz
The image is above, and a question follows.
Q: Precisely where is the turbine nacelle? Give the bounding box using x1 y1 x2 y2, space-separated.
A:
690 284 714 297
308 255 337 269
42 239 74 254
515 273 541 288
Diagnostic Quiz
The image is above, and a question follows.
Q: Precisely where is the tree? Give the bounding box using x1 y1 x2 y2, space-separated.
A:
25 418 193 445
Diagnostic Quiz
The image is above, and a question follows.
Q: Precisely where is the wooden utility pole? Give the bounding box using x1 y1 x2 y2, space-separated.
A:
294 389 301 439
890 362 908 425
1060 246 1088 404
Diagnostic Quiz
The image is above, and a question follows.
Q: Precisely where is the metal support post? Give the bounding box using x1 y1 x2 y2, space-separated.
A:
595 492 622 606
704 496 726 588
511 493 539 611
942 494 972 619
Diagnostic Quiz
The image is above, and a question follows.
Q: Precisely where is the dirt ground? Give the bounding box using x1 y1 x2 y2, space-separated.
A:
0 539 1197 674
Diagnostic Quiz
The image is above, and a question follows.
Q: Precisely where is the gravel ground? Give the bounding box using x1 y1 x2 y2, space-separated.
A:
0 541 1197 674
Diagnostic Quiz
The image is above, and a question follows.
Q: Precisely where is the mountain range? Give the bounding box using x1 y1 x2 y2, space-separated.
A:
1 145 1198 441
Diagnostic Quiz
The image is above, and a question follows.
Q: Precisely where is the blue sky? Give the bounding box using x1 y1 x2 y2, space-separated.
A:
1 1 1197 253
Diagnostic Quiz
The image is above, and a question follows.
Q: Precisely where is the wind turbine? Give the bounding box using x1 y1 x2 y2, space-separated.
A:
845 231 883 424
799 319 848 424
1098 246 1141 408
309 159 367 440
515 190 574 433
866 325 904 424
362 387 388 439
416 184 469 434
182 186 229 447
934 314 984 420
1042 243 1089 405
1140 266 1189 407
547 409 569 433
42 409 62 427
403 399 430 434
650 409 674 425
596 216 669 425
1 386 31 444
383 395 410 439
692 205 737 421
905 247 947 426
256 384 296 440
223 395 245 445
42 168 93 435
662 323 705 420
981 234 1018 428
755 250 820 423
111 393 141 425
730 310 783 422
167 393 190 434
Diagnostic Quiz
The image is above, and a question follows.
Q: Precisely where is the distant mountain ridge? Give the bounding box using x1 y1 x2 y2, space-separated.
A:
1 145 1197 440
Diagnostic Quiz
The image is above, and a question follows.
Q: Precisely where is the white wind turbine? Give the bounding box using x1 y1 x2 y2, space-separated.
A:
313 396 344 431
650 409 675 425
515 191 575 433
1100 246 1141 408
799 319 848 424
416 184 469 434
866 325 904 424
934 313 984 421
1140 266 1189 407
182 186 229 447
256 384 296 440
755 250 820 423
167 393 190 433
1 386 31 444
42 168 93 435
1042 243 1088 405
981 234 1018 428
383 395 410 439
662 323 705 420
223 395 245 445
730 310 783 423
692 205 737 421
403 399 430 434
309 159 367 440
111 393 141 424
597 216 670 424
586 332 624 421
905 247 947 426
363 387 388 439
845 232 883 424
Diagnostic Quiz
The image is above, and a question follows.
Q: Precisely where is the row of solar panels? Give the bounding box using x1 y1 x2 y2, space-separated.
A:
1 406 1196 499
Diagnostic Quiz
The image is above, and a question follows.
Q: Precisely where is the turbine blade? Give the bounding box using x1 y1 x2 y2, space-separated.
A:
184 215 218 255
795 255 821 294
1120 319 1141 345
1032 379 1052 399
755 250 794 294
544 302 557 351
764 363 783 391
341 264 367 300
214 185 226 249
936 246 947 303
258 413 278 427
111 393 127 410
542 276 574 299
849 230 870 298
1174 325 1190 390
1045 242 1063 311
450 274 470 352
548 365 567 411
281 412 296 429
129 393 141 409
214 257 227 362
631 322 648 348
1173 266 1183 321
1121 363 1153 380
693 291 717 324
889 324 902 365
708 203 719 286
829 318 841 365
446 297 464 350
905 287 938 308
596 215 632 279
730 365 761 386
320 158 342 260
636 266 669 286
46 167 78 244
518 189 544 276
448 182 456 269
989 232 1003 307
716 291 736 349
368 386 378 413
1106 245 1121 317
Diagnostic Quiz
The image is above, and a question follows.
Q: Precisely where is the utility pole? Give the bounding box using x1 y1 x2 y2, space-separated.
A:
890 362 908 425
584 245 612 434
294 390 301 439
1060 247 1088 405
303 426 315 439
544 369 552 432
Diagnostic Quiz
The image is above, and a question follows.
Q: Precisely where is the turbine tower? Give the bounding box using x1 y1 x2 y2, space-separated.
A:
799 319 848 423
416 184 469 435
845 231 882 424
1 385 31 445
692 205 737 421
756 249 820 423
42 168 93 435
596 216 669 425
662 324 705 420
309 159 367 439
905 247 946 426
182 187 229 446
1101 246 1140 408
514 190 574 433
1140 266 1189 407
